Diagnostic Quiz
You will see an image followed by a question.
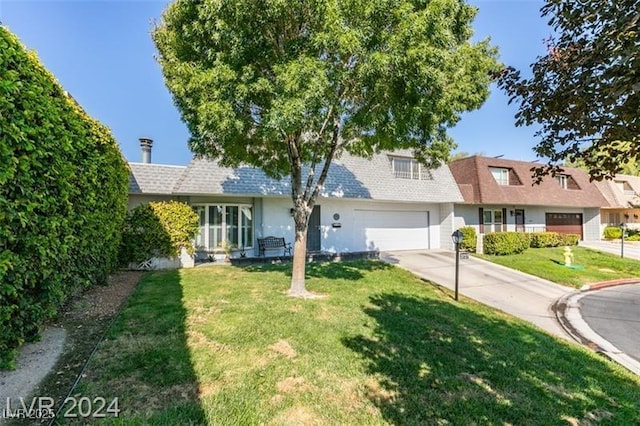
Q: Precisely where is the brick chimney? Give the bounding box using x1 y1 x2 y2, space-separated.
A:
139 137 153 163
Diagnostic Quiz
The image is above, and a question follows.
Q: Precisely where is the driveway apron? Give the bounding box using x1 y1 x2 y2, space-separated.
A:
381 250 573 341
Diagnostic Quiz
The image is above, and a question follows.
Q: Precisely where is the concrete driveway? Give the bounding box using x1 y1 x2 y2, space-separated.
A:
381 250 573 340
580 240 640 260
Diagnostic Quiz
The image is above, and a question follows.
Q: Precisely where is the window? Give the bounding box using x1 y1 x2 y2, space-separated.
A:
608 212 621 225
556 174 568 189
615 180 635 196
556 174 580 190
482 209 504 232
193 204 253 249
489 167 509 185
390 156 430 180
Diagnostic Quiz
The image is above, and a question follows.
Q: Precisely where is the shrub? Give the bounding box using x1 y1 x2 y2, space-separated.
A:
483 232 531 256
0 28 129 369
458 226 477 252
559 234 580 246
529 232 562 248
603 226 622 240
119 201 199 265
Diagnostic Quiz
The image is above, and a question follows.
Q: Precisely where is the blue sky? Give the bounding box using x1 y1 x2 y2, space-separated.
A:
1 0 549 166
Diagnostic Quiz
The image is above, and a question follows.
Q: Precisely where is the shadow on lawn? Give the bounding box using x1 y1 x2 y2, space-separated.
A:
243 259 393 281
343 292 640 425
75 270 207 424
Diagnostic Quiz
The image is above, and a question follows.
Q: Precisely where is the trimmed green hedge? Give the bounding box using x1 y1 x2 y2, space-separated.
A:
484 231 580 255
483 232 531 255
529 232 562 248
603 226 622 240
0 27 129 369
459 226 477 252
119 201 199 265
559 234 580 246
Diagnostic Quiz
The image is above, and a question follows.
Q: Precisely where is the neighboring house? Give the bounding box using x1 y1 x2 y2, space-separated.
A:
449 156 608 241
128 139 464 258
595 174 640 230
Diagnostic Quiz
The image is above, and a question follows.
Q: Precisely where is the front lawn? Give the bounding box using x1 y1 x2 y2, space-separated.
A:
477 247 640 288
69 261 640 424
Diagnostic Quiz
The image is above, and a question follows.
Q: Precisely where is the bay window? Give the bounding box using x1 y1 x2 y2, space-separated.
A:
193 204 253 249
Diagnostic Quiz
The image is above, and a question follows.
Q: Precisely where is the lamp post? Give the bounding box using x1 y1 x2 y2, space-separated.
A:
620 222 627 258
451 229 463 301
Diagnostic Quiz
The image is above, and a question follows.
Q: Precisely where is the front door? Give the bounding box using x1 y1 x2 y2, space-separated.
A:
515 209 525 232
306 205 321 252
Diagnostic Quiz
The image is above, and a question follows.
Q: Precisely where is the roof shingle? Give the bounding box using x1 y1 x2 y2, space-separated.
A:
449 156 609 208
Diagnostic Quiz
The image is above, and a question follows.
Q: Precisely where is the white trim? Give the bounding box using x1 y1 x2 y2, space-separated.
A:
192 203 254 249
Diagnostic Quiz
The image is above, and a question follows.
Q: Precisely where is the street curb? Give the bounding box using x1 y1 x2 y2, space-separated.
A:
553 284 640 376
580 278 640 291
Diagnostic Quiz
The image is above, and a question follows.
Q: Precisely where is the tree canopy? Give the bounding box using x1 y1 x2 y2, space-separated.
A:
498 0 640 181
153 0 499 295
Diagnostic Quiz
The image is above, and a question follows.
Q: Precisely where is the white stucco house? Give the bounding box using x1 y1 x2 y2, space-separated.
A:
128 139 464 262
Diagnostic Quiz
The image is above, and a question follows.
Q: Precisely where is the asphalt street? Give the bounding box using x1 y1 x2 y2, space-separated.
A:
579 284 640 363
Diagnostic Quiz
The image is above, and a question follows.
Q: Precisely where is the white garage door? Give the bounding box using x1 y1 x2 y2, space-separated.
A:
354 209 430 251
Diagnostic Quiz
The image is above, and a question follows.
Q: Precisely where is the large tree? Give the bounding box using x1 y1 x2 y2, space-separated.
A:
498 0 639 181
153 0 498 297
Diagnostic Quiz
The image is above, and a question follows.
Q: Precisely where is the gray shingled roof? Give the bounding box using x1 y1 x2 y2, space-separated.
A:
128 163 187 194
129 152 463 203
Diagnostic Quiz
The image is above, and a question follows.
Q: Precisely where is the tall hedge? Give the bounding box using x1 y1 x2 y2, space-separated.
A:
0 27 129 368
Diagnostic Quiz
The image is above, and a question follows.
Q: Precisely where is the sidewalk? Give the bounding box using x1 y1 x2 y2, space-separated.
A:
381 250 573 340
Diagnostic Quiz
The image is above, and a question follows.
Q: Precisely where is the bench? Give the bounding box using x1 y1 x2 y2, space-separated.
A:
258 236 292 257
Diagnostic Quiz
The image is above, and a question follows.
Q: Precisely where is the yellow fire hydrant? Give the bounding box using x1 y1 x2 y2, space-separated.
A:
563 246 574 267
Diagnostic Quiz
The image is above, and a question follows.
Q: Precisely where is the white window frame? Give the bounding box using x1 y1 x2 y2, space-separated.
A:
483 209 503 233
556 174 569 189
193 203 254 250
489 167 509 186
391 156 428 180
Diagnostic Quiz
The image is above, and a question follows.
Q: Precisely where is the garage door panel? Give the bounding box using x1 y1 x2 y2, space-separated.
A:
545 213 583 239
354 210 429 251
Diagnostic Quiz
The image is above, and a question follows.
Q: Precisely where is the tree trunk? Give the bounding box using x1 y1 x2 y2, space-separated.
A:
288 223 310 297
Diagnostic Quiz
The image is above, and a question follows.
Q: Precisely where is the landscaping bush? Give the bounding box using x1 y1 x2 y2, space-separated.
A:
483 232 531 256
119 201 199 265
0 27 129 369
529 232 562 248
458 226 477 252
603 226 622 240
559 234 580 246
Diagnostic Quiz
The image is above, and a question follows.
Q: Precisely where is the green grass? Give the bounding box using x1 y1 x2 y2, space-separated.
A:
67 261 640 424
477 247 640 288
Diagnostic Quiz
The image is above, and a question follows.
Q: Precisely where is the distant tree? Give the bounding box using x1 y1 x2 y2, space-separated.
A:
153 0 499 297
498 0 639 182
566 151 640 177
449 150 486 162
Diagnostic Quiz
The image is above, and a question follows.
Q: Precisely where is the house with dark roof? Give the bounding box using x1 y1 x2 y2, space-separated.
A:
449 156 608 241
595 174 640 230
128 139 464 260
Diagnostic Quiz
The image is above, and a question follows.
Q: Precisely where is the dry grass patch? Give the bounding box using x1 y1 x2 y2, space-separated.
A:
268 339 297 359
269 405 324 426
